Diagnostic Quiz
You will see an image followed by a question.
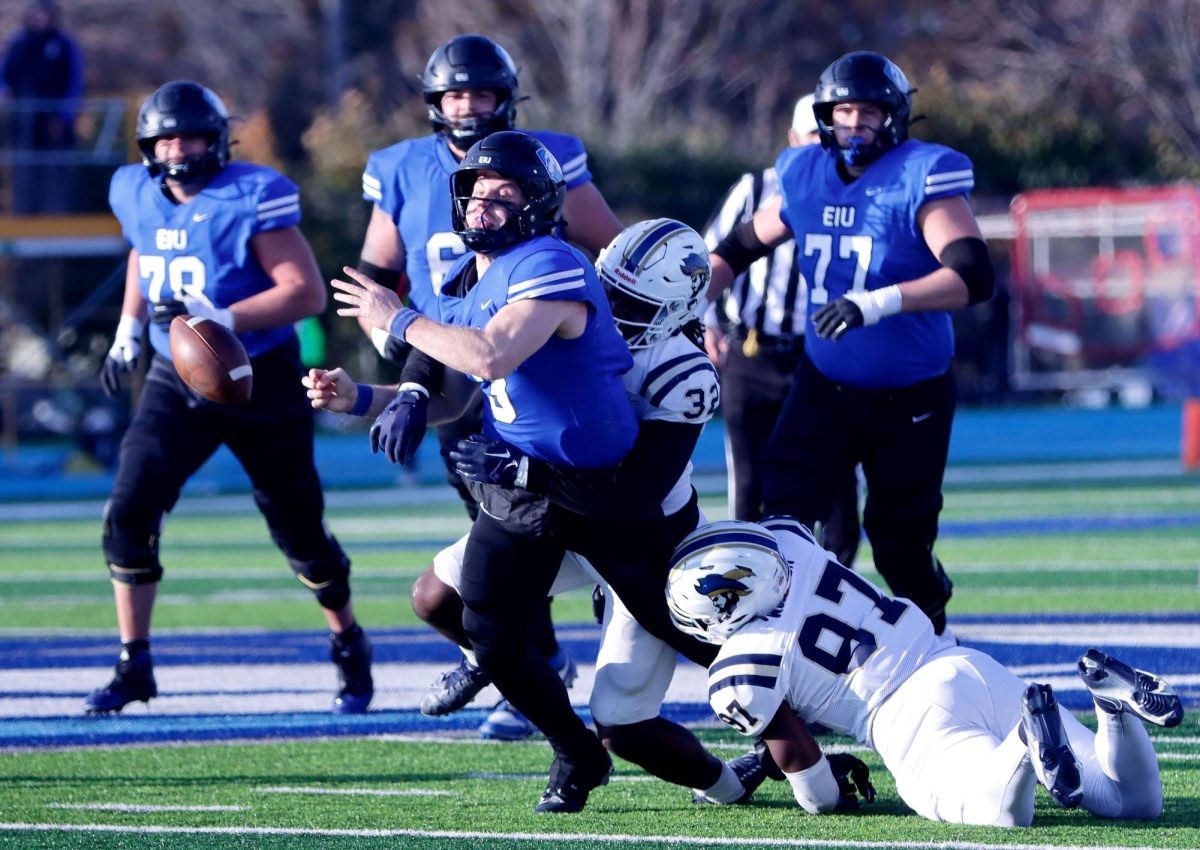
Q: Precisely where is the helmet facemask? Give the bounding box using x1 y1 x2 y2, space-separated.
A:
422 34 520 150
450 131 565 255
136 81 231 186
427 90 516 151
813 52 912 168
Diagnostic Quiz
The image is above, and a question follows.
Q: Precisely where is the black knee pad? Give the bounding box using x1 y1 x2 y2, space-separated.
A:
287 534 352 611
102 501 164 585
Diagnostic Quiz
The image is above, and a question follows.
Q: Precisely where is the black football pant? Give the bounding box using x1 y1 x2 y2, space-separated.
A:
457 490 715 761
105 344 346 596
762 352 956 632
721 343 862 566
457 509 594 758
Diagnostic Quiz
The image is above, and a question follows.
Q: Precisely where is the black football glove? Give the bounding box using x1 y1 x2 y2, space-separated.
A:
150 298 189 326
448 434 528 488
810 298 864 340
369 388 428 464
150 295 234 328
827 753 876 810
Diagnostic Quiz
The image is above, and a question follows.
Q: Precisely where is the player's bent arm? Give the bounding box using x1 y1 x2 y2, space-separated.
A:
525 419 702 520
355 205 409 337
405 298 587 381
761 705 841 815
303 367 397 417
560 181 622 256
708 195 791 300
119 248 149 320
895 195 993 312
238 227 327 331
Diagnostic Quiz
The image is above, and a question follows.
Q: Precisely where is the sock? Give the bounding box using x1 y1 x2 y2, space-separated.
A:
122 638 150 657
695 760 745 804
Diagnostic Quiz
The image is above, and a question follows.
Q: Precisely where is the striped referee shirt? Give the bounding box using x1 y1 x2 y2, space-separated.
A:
702 168 807 339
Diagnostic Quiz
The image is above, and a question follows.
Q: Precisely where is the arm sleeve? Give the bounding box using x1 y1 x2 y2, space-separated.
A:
525 419 701 520
785 757 841 815
399 347 445 394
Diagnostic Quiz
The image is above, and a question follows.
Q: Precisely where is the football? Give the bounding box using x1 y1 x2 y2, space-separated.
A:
168 315 253 404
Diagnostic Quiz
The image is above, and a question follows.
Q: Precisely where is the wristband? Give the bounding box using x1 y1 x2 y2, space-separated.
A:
389 307 421 342
396 381 430 398
349 383 374 416
845 284 902 326
115 315 145 342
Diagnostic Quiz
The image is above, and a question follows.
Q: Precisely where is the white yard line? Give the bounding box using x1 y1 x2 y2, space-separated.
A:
253 785 453 797
0 822 1179 850
44 803 247 812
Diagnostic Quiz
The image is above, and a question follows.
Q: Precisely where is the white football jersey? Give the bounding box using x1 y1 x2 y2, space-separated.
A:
624 333 719 515
707 517 943 747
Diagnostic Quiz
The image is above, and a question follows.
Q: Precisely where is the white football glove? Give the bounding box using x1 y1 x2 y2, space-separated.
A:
100 315 144 397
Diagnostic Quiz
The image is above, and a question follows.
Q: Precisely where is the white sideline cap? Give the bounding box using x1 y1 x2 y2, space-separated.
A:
791 94 818 136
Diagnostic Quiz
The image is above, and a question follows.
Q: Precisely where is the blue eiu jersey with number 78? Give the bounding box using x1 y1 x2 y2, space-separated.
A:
108 161 300 361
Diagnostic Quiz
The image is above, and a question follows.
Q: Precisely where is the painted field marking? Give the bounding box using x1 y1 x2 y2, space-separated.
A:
0 822 1180 849
45 803 247 812
253 785 453 797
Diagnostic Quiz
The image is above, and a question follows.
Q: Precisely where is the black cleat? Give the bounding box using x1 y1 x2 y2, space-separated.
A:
1021 683 1083 809
420 656 491 717
331 625 373 715
85 648 157 714
534 746 612 814
1077 649 1184 728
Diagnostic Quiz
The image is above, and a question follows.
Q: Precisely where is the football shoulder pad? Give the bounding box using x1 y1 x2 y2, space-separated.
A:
706 626 787 737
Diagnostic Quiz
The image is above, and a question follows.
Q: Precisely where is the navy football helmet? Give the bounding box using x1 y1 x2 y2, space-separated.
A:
422 34 519 151
450 131 565 254
813 52 912 167
136 80 230 183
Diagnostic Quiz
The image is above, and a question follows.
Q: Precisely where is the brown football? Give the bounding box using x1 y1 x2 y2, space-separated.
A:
169 314 253 404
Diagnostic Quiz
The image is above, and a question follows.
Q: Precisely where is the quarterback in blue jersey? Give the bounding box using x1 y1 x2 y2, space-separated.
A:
709 52 995 636
330 133 729 815
88 81 373 717
311 217 772 811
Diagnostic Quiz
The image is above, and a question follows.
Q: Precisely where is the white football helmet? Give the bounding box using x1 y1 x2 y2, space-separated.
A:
596 218 711 349
666 520 791 645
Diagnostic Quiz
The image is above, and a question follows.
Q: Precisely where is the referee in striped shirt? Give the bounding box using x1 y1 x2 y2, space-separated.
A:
702 95 861 566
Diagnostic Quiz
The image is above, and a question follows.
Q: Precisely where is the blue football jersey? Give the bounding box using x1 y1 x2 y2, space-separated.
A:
108 162 300 360
439 236 637 467
776 140 975 388
361 130 592 316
